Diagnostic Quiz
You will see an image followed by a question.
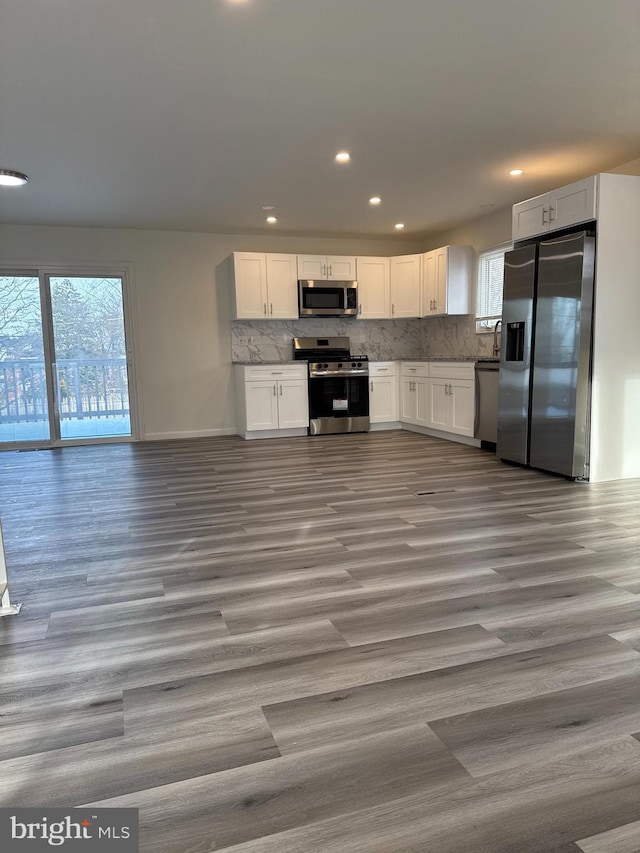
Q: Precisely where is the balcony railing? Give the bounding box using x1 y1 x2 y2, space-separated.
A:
0 358 129 423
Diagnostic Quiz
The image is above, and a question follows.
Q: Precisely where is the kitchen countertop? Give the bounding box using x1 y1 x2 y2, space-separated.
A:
233 357 499 364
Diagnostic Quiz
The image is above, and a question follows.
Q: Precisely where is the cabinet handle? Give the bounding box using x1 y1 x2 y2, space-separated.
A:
358 304 362 315
378 368 388 371
542 208 548 225
370 381 373 392
434 301 438 310
271 371 283 375
549 205 555 222
273 384 277 396
391 303 395 315
279 384 283 396
322 264 327 277
328 265 332 277
409 368 416 372
270 303 273 315
263 303 267 317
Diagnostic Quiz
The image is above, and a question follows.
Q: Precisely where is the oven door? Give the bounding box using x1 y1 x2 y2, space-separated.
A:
308 375 370 435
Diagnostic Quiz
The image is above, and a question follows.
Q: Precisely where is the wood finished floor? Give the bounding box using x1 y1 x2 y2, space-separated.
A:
1 430 640 852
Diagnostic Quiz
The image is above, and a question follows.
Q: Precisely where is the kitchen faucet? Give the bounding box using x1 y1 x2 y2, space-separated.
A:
493 319 503 357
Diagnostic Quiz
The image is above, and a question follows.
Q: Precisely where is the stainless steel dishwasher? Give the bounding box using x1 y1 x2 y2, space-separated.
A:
474 360 500 444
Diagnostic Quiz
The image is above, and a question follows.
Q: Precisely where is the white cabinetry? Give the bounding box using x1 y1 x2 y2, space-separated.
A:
390 254 421 318
421 246 473 317
512 176 598 241
427 363 475 437
357 257 391 319
235 364 309 439
400 362 429 426
231 252 298 320
297 255 357 280
369 362 399 426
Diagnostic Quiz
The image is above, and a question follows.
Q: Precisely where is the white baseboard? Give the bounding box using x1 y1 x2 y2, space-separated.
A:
400 423 481 447
239 427 308 440
143 427 238 440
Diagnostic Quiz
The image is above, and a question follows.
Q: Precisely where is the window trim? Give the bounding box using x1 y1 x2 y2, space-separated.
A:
475 241 512 334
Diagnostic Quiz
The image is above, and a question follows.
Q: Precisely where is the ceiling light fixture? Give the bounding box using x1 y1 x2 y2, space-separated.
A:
508 169 524 176
0 169 29 187
335 152 351 163
395 223 405 230
261 205 275 211
369 197 382 205
266 216 278 224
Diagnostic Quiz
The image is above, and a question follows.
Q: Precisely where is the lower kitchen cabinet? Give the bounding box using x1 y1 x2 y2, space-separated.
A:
400 363 429 427
427 362 475 436
369 362 399 425
235 364 309 438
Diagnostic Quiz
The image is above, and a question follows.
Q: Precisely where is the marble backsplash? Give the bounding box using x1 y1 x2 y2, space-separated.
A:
421 314 495 359
231 315 497 362
231 318 429 362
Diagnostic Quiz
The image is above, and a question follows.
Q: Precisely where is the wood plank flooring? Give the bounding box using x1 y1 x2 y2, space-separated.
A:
1 430 640 851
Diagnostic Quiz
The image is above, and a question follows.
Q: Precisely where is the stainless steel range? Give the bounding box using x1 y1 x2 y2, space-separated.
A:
293 337 370 435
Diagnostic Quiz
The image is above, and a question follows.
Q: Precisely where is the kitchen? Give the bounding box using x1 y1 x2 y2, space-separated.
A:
229 169 640 484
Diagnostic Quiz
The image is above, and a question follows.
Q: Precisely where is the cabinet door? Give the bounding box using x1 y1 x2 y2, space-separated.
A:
245 381 279 430
450 379 475 436
327 256 357 279
390 254 421 318
277 380 309 429
549 176 597 231
266 254 298 319
233 253 268 319
427 379 450 430
400 377 418 424
357 257 391 319
512 193 550 241
432 247 448 316
421 251 436 316
370 376 398 423
297 255 327 279
415 377 430 426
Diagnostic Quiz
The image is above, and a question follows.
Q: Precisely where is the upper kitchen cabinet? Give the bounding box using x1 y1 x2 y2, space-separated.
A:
356 256 391 319
231 252 298 320
512 176 598 241
297 255 357 280
390 254 421 318
422 245 473 317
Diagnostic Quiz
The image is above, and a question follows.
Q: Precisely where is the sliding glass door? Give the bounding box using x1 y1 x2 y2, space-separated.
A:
0 271 134 449
0 274 51 444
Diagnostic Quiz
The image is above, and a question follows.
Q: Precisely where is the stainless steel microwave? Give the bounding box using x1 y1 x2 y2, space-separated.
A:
298 280 358 318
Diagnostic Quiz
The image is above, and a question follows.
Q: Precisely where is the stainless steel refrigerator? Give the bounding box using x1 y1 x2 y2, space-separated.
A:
497 230 595 479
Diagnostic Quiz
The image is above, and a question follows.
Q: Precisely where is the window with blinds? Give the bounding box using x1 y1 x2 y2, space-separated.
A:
475 244 510 332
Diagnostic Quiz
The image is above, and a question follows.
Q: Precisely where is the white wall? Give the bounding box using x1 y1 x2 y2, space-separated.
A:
0 225 422 439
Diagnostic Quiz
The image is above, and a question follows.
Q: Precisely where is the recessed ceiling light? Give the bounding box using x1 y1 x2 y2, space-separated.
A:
0 169 29 187
266 216 278 224
369 197 382 205
335 152 351 163
395 223 405 230
508 169 524 176
261 205 275 211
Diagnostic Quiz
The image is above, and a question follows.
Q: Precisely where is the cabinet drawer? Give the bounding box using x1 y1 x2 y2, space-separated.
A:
400 362 429 378
369 361 398 377
244 364 307 381
428 362 474 381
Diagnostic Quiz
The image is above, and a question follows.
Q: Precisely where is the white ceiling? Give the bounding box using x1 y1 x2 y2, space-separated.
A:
1 0 639 239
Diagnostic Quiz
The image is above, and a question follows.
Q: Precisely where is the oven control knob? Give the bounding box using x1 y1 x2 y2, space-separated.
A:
352 362 356 367
357 362 362 367
338 363 343 368
324 363 329 368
